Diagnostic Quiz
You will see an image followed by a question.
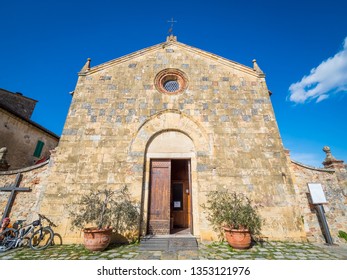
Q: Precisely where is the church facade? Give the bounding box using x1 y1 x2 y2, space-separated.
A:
1 36 346 244
39 35 307 242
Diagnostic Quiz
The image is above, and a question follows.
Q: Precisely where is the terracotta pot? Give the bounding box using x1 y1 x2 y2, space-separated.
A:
223 227 251 249
83 227 112 251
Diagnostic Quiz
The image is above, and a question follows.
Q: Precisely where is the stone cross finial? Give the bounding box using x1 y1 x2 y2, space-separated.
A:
323 146 335 161
322 146 344 169
167 17 177 35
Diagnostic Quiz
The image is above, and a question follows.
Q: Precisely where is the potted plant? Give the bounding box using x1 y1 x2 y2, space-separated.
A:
69 186 140 251
202 191 262 249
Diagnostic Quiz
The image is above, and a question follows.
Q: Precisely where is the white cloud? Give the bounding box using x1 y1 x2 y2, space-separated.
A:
316 94 329 103
288 37 347 103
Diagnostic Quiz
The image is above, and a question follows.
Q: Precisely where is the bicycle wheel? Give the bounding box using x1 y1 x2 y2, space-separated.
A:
0 228 18 252
29 227 54 250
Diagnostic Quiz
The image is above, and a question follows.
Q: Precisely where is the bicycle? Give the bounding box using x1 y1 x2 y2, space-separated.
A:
0 213 56 252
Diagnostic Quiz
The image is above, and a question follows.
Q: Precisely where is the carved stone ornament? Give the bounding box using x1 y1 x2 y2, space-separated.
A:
323 146 336 162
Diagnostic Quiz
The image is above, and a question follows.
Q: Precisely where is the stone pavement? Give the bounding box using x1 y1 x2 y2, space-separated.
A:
0 241 346 260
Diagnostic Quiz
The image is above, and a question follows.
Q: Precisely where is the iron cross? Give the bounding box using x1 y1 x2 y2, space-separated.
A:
167 17 177 35
0 173 31 221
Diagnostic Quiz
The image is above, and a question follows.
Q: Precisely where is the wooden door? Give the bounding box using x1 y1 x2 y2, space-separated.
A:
188 160 193 234
172 181 189 228
148 160 171 235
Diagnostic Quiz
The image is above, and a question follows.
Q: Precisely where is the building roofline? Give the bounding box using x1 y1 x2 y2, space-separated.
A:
0 103 60 140
79 39 263 78
0 88 38 103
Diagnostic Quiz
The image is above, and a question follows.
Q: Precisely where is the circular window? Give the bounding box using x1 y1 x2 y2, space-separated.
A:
164 80 179 92
154 69 188 95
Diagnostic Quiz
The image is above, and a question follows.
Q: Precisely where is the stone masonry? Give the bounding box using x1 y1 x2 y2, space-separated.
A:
39 36 306 243
287 148 347 243
0 108 59 169
0 162 51 223
1 36 345 246
0 88 59 170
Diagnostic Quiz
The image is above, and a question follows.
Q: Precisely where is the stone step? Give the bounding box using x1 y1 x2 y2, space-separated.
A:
139 236 198 251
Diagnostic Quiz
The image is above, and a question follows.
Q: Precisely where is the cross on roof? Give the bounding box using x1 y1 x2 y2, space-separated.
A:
167 17 177 35
0 173 31 221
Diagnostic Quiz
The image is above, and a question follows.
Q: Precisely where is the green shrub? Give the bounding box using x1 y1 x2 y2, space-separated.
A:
69 186 140 236
202 191 262 239
338 230 347 242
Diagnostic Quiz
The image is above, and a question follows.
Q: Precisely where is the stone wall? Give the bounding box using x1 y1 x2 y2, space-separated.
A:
0 161 52 224
289 158 347 243
39 38 306 243
0 108 59 170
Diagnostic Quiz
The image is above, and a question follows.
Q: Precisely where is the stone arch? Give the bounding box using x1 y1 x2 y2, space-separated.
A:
129 110 211 157
146 129 195 158
130 111 211 237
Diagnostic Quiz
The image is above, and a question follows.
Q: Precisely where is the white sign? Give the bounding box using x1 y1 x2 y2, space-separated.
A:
308 183 327 204
174 201 181 208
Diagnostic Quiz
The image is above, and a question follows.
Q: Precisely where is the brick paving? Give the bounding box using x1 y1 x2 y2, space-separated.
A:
0 241 346 260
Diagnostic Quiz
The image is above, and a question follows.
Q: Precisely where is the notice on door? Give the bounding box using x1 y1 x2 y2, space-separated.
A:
174 201 181 208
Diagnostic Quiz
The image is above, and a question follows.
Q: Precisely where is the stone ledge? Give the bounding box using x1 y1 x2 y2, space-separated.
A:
0 160 49 175
291 159 335 173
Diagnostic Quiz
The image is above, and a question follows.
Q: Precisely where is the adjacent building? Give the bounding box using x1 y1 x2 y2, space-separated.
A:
0 88 59 170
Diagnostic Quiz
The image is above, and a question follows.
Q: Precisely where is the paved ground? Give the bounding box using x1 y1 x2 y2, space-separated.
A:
1 241 346 260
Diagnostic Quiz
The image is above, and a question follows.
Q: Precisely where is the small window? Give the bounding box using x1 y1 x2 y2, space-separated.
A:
33 140 44 158
164 80 179 92
154 68 188 95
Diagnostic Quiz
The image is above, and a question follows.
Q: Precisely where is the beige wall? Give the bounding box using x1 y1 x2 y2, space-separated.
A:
289 159 347 243
38 39 308 243
0 109 59 170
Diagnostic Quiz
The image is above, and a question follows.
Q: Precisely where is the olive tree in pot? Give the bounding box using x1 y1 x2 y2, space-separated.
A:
202 191 262 249
69 186 140 251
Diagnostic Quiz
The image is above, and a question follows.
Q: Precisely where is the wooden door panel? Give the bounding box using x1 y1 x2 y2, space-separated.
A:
188 160 193 234
148 160 170 235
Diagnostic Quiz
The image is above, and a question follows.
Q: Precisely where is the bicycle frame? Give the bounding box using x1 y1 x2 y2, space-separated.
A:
13 220 41 248
0 213 56 251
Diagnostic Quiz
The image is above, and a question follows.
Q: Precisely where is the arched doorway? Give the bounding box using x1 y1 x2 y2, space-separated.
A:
145 130 195 235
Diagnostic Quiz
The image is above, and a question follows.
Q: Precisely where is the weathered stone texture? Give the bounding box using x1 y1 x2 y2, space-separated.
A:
0 108 59 170
289 160 347 243
39 39 307 243
0 162 50 223
0 40 342 246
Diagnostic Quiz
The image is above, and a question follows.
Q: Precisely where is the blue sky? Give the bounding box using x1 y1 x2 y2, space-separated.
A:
1 0 346 167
